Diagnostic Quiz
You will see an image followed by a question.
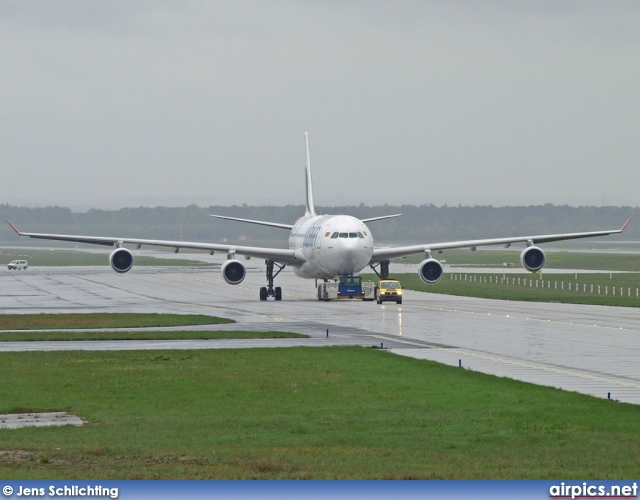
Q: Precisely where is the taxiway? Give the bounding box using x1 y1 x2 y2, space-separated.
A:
2 264 640 404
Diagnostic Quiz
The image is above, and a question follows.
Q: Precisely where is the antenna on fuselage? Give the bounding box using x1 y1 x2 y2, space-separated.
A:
304 132 316 217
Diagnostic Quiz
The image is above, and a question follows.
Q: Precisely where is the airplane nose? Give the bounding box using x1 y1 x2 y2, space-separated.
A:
334 236 370 274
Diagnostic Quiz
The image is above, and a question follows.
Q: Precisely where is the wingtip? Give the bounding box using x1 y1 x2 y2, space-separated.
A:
621 216 632 232
5 219 20 235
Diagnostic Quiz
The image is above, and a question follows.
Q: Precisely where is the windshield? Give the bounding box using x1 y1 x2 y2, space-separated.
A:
340 276 362 286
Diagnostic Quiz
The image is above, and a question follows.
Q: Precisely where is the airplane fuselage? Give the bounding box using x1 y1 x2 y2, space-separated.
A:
289 214 374 279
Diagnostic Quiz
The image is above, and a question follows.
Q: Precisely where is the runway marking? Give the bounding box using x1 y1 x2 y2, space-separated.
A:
172 273 312 300
70 275 242 314
402 300 640 334
521 315 640 334
369 335 454 349
392 344 640 391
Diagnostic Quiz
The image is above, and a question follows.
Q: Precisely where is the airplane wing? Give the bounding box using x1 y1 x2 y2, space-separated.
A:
5 220 305 267
370 217 632 262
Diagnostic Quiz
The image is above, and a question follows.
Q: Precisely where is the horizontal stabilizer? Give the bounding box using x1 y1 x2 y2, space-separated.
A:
209 214 294 230
361 214 402 223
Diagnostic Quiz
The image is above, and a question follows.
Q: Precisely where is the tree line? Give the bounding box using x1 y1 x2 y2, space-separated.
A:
0 203 636 247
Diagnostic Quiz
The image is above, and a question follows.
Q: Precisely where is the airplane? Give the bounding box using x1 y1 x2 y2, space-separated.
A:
5 133 632 302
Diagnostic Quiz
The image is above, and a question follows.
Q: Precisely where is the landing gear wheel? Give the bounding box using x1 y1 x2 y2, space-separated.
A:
261 260 286 301
397 299 402 305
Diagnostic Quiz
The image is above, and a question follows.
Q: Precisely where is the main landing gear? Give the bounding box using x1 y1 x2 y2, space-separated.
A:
260 259 285 301
370 260 390 279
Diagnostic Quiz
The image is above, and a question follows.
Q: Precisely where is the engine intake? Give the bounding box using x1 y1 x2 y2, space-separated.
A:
221 259 246 285
109 248 134 273
418 258 444 284
520 246 545 272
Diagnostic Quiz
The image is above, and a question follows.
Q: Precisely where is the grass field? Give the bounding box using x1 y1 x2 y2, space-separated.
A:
0 330 306 342
0 347 639 479
0 313 293 341
0 313 234 330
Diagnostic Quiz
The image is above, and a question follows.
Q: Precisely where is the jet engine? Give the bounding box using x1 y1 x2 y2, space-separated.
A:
520 246 545 272
418 258 444 284
109 247 134 273
221 259 246 285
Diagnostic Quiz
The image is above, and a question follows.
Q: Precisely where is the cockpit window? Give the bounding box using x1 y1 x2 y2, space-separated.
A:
339 233 348 238
349 232 357 238
357 232 364 238
331 232 338 238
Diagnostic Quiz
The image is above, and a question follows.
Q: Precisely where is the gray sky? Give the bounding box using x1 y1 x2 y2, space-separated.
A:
2 1 639 210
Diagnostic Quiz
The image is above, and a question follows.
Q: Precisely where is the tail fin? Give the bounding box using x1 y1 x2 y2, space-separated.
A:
304 132 316 217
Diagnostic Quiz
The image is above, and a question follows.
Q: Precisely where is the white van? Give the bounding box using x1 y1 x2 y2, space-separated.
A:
7 260 28 270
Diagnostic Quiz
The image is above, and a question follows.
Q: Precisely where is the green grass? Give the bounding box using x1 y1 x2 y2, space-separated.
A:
1 248 212 267
0 313 234 330
0 331 306 342
362 272 640 307
0 347 639 479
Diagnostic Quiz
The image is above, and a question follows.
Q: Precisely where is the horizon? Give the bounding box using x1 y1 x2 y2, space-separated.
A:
3 201 640 213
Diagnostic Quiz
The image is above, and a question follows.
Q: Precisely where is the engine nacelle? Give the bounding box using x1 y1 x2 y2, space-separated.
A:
109 247 134 273
418 258 444 284
221 259 246 285
520 246 545 272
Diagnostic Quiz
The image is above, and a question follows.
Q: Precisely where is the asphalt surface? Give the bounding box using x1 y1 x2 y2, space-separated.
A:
2 263 640 404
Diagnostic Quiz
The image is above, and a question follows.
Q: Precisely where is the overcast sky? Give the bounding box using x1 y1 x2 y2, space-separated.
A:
2 1 639 210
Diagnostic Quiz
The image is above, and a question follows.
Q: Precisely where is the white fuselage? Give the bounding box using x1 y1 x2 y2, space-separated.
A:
289 214 374 279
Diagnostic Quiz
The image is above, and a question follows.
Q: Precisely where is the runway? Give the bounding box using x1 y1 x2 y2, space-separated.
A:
2 264 640 404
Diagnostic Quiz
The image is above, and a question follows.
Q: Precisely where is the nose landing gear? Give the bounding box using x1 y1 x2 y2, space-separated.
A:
260 260 285 301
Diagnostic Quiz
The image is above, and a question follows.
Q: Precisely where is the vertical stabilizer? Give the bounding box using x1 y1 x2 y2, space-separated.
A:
304 132 316 217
